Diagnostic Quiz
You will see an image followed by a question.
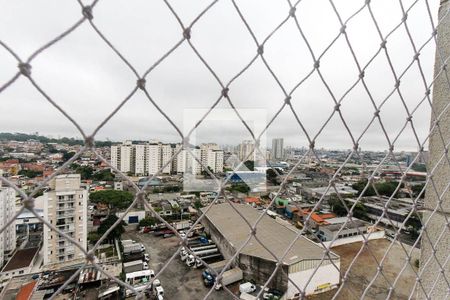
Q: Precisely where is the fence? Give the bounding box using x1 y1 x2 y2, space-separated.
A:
0 0 449 299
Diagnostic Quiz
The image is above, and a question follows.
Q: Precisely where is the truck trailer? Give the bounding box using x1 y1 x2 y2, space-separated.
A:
123 260 144 273
212 267 243 290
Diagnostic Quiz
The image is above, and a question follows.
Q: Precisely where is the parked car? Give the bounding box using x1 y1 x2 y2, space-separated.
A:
143 253 150 262
143 262 149 270
239 282 257 294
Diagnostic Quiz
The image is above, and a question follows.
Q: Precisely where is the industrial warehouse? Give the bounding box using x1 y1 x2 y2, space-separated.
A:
201 203 341 298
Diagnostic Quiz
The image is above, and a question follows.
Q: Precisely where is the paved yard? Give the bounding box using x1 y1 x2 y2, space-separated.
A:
124 231 234 300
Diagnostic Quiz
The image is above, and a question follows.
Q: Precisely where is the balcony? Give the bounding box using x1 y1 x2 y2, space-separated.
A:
56 212 74 219
56 204 75 210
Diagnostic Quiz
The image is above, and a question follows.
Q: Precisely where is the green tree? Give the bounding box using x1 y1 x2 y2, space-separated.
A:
87 232 101 244
89 190 134 210
18 169 42 178
329 198 348 216
139 217 157 228
411 184 425 199
227 183 250 193
266 169 279 185
411 163 426 172
243 160 254 171
194 200 203 210
92 169 115 181
201 166 214 178
97 215 126 242
62 151 76 162
328 198 368 220
352 180 403 197
75 165 94 180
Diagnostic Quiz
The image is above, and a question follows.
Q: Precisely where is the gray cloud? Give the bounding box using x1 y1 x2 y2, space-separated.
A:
0 0 440 151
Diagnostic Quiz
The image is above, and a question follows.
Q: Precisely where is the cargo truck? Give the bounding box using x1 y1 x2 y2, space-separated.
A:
123 243 144 255
210 267 243 290
123 260 143 273
202 260 229 282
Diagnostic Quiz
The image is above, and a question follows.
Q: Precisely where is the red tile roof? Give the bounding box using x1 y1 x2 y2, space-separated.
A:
16 281 37 300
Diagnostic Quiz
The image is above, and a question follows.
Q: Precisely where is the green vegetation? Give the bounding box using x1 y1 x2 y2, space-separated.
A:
266 168 279 185
70 164 115 181
411 163 426 172
62 150 76 162
0 132 112 147
70 164 93 180
152 186 181 193
87 231 101 244
89 190 133 209
352 180 404 197
243 160 254 171
18 169 42 178
93 169 115 181
411 183 426 198
194 200 203 210
97 215 126 242
328 198 368 220
138 217 158 228
227 183 250 193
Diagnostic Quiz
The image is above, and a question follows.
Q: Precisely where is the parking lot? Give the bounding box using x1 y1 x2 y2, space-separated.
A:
124 231 234 299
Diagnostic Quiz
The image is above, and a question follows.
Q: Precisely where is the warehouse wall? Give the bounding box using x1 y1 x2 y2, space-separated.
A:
239 254 288 291
287 260 341 298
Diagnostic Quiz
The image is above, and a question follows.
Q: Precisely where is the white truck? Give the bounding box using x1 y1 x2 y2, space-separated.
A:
185 248 219 266
215 267 243 290
172 220 192 230
123 260 143 273
123 243 144 255
239 282 257 294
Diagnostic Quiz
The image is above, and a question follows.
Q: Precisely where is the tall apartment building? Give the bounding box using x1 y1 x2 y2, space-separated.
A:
111 141 134 173
161 144 174 174
239 140 255 161
43 174 87 266
272 138 284 160
134 144 147 175
0 187 16 266
111 142 223 175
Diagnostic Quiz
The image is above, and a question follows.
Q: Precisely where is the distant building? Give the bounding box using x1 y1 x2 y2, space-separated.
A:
111 141 223 175
43 174 87 266
0 187 16 266
272 138 284 160
239 140 255 161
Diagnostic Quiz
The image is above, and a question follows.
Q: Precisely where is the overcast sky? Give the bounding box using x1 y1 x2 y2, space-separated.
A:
0 0 441 151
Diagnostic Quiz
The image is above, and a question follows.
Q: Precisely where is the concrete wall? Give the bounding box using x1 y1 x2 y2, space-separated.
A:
239 254 288 291
419 0 450 299
287 261 340 298
322 230 385 248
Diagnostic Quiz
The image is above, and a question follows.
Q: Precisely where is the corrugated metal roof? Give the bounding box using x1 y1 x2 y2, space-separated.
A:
202 203 339 265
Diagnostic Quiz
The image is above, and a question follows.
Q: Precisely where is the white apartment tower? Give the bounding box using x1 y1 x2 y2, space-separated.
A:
110 141 133 173
147 143 160 175
0 187 16 265
239 140 255 161
272 138 284 160
43 174 87 266
111 141 223 175
161 144 173 174
134 144 147 175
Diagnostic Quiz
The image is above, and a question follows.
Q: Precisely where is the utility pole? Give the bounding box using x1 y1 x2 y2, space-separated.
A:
418 0 450 298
